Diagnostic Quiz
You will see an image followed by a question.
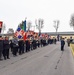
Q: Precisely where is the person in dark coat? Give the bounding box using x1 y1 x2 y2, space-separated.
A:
3 37 10 60
10 40 13 52
40 39 43 47
70 37 73 43
61 38 65 51
53 37 57 44
25 38 30 52
43 38 46 46
0 36 3 61
67 38 70 46
12 36 18 56
18 38 24 55
29 36 33 50
32 38 37 49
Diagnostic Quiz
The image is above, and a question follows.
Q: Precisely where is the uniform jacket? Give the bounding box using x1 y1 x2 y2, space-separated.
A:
0 40 4 50
18 40 24 47
61 40 65 46
3 40 10 49
12 38 18 47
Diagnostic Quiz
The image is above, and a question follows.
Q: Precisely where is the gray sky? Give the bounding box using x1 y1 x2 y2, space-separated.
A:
0 0 74 33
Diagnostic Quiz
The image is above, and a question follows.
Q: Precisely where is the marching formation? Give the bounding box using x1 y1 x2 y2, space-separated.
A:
0 33 57 61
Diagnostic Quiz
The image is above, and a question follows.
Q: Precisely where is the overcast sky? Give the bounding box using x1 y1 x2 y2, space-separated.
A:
0 0 74 33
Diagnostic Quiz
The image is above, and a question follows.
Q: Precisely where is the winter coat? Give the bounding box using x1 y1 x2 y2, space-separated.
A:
61 40 65 46
0 40 3 51
3 40 10 49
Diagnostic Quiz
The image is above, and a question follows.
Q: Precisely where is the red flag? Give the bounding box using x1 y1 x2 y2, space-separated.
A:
23 32 27 41
0 21 3 28
30 30 34 35
0 21 3 33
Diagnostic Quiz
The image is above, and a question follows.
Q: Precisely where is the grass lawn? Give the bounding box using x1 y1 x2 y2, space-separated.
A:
70 44 74 56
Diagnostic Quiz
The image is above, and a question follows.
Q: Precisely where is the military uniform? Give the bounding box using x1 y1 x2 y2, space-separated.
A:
3 37 10 59
18 39 24 55
61 38 65 51
0 36 3 60
25 39 30 52
12 37 18 56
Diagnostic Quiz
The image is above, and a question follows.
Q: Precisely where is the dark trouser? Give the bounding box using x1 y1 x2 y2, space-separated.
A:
13 47 18 56
19 46 22 54
19 46 24 54
26 46 29 52
38 43 40 47
30 44 33 50
26 45 29 52
0 50 2 59
26 45 30 52
6 49 9 58
61 46 64 51
33 43 36 49
68 43 70 46
22 46 24 53
3 49 6 59
3 49 9 59
36 43 40 48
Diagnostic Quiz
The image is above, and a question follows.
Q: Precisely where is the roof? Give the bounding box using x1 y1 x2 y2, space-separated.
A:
42 32 74 35
0 32 74 36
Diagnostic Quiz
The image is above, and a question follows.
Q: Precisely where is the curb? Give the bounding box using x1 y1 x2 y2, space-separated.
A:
70 44 74 57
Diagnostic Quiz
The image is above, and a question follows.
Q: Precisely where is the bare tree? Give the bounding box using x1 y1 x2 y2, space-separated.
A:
27 21 32 31
53 20 60 33
70 14 74 29
53 20 60 41
35 18 44 35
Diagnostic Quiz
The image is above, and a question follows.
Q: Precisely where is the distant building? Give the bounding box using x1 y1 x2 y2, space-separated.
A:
7 28 14 34
42 32 74 39
0 32 74 40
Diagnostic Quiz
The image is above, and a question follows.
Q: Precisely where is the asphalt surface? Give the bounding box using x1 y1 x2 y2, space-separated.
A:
0 42 74 75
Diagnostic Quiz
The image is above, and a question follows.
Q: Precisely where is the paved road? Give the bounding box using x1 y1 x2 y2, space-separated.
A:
0 42 74 75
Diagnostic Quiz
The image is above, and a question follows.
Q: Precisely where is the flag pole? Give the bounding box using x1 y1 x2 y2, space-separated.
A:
24 17 27 32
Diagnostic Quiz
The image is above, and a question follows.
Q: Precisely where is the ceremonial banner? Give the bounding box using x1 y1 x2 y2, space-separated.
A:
21 21 24 30
23 32 27 41
23 20 26 31
14 27 24 39
30 30 34 35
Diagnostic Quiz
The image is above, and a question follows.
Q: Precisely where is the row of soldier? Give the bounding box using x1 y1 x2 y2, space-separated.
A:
0 35 57 61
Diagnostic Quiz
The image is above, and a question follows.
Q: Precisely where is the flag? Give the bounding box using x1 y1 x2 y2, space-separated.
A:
23 32 27 41
0 21 3 33
23 20 26 31
21 21 24 30
21 25 24 30
14 27 24 39
41 34 44 37
26 31 31 37
30 30 34 35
